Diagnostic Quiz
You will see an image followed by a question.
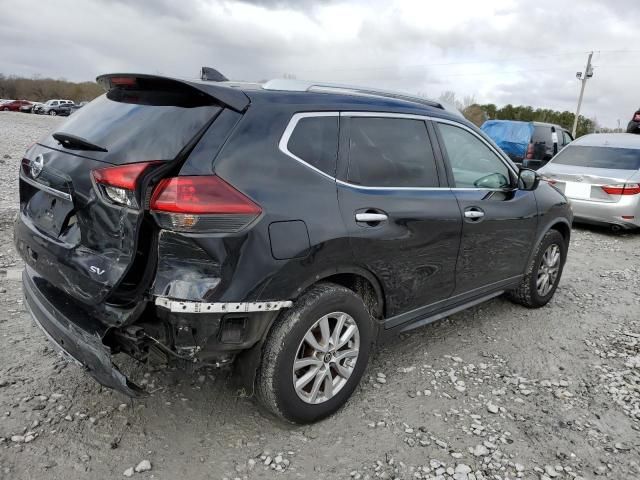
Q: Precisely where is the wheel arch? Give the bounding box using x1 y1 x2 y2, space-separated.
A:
290 266 386 320
527 217 572 267
549 219 571 246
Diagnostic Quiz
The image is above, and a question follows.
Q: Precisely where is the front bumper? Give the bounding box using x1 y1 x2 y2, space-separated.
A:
22 266 145 397
570 196 640 228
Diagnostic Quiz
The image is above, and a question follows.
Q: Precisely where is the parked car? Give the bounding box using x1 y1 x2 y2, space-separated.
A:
20 101 42 113
15 73 572 423
481 120 573 170
38 99 74 116
1 99 33 112
539 133 640 231
626 109 640 134
69 101 89 114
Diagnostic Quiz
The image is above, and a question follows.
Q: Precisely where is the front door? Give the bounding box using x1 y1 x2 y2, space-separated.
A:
433 121 538 295
337 114 462 319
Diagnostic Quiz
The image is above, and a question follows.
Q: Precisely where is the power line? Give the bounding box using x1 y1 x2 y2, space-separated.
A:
292 49 640 74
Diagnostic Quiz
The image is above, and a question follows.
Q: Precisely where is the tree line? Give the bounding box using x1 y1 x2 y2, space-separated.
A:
0 74 103 103
0 74 598 137
438 91 597 137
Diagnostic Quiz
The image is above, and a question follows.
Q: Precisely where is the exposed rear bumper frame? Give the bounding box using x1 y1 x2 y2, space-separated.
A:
22 267 146 398
155 296 292 314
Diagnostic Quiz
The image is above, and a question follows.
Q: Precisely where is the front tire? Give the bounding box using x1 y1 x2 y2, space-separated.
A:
256 283 374 423
508 229 566 308
49 110 57 116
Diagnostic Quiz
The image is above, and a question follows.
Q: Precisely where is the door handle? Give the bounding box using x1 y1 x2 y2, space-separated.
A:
464 209 485 219
464 210 484 219
355 213 388 223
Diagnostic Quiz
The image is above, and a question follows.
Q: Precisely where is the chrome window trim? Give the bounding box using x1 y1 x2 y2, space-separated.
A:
278 111 340 182
20 173 72 201
278 111 517 191
335 179 507 192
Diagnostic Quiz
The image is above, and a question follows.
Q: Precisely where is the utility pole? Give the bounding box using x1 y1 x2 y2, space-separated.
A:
572 51 594 138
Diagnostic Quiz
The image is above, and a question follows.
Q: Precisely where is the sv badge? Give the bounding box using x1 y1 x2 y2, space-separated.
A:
90 266 105 276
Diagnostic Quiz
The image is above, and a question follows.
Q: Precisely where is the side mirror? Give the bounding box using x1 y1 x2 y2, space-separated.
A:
518 168 540 191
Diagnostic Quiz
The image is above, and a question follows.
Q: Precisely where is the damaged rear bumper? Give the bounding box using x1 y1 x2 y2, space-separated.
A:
22 266 146 397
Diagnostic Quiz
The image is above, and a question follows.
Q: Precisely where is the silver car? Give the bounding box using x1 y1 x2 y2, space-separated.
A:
538 133 640 231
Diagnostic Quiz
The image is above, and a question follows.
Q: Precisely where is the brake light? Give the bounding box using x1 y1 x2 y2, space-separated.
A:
110 76 137 87
601 183 640 195
92 161 160 207
526 143 534 159
150 176 261 232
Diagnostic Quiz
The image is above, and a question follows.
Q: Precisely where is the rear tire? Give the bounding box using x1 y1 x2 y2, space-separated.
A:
256 283 374 423
508 229 566 308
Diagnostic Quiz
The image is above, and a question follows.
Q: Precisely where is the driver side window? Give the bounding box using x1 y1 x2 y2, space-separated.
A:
437 123 511 189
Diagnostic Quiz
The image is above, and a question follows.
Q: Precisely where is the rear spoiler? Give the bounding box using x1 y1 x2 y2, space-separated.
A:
96 73 250 112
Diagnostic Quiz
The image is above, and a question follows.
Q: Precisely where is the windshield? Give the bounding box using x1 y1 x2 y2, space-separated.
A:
551 145 640 170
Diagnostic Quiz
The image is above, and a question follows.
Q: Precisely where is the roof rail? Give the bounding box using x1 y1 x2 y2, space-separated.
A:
262 79 463 117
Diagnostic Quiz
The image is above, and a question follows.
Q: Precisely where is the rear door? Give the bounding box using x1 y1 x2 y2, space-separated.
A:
15 76 239 306
337 113 462 321
525 125 554 169
432 120 538 294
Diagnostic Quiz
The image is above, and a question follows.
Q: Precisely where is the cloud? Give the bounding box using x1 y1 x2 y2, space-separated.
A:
0 0 637 126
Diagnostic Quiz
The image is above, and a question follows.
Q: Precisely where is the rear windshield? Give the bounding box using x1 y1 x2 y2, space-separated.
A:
552 145 640 170
44 89 220 164
532 126 550 144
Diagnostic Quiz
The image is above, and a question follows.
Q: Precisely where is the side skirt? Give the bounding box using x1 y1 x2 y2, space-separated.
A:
380 276 522 340
398 290 503 334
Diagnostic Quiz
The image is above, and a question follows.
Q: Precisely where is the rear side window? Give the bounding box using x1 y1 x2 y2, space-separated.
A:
552 145 640 170
287 116 338 176
347 117 438 187
47 88 220 164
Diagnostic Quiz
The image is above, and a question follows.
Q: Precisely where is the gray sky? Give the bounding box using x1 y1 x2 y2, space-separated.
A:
1 0 639 127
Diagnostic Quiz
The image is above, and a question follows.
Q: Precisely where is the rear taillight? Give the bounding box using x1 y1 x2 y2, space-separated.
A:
540 175 557 185
92 161 160 208
601 183 640 195
526 143 534 159
150 176 261 233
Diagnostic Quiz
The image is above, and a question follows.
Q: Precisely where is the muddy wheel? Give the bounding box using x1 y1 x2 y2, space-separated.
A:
508 229 566 308
256 283 374 423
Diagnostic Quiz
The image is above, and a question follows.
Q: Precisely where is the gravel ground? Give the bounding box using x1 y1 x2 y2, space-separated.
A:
0 111 639 480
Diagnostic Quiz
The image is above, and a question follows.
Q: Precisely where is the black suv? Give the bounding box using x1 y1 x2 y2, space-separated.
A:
14 74 572 423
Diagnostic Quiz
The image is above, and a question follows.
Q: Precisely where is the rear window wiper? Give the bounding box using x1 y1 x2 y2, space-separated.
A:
52 132 108 152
